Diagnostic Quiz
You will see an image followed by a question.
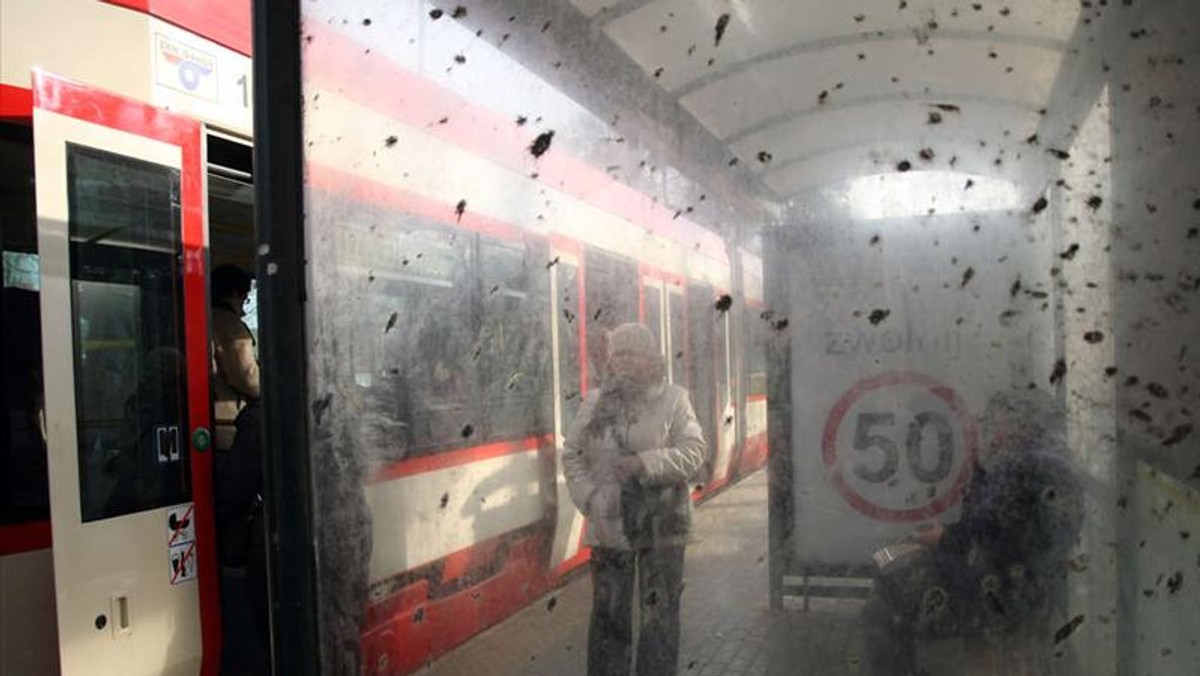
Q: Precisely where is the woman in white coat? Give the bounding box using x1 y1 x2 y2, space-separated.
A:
563 323 708 676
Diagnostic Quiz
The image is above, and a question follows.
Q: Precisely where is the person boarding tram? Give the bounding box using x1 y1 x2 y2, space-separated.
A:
209 265 270 673
563 323 708 676
211 265 260 452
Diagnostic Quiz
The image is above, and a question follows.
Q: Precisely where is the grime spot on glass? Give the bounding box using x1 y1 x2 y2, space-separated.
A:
1166 572 1184 594
868 309 891 325
1147 382 1169 399
384 312 399 333
546 256 560 269
818 90 829 104
455 199 467 223
461 424 474 439
384 135 398 147
854 14 865 22
1047 148 1070 160
757 151 773 164
312 393 333 426
897 160 912 172
530 131 555 158
546 596 557 611
1162 424 1192 447
1130 409 1152 423
542 21 552 33
928 111 943 125
454 54 466 64
1031 196 1049 214
1053 615 1084 644
429 8 443 20
439 492 449 509
654 67 664 79
714 294 733 312
1050 359 1068 385
919 148 935 162
714 13 731 47
1083 331 1104 344
451 6 466 19
1060 244 1080 260
961 267 975 288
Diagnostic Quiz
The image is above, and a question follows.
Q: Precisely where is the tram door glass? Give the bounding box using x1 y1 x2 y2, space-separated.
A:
66 145 189 522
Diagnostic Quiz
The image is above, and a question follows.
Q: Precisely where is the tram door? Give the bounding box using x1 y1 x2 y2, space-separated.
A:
32 71 217 676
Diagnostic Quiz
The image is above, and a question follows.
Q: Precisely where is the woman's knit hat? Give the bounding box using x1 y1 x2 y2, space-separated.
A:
607 322 658 359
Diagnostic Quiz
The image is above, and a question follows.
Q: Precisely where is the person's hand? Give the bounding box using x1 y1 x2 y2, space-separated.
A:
614 455 645 482
909 522 944 547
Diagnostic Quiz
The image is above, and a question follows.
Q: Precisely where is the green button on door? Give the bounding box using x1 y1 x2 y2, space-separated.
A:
192 427 211 452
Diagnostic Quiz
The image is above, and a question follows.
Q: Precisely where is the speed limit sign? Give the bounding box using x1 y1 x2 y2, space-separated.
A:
822 372 980 522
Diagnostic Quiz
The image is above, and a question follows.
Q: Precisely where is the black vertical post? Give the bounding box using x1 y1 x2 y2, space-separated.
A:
252 0 320 673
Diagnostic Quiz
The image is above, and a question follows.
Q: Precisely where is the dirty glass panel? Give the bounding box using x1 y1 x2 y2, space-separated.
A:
296 2 1200 675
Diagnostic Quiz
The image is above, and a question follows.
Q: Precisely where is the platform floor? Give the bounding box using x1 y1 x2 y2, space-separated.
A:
422 470 866 676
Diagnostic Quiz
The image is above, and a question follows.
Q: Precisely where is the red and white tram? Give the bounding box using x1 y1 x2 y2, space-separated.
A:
0 2 768 675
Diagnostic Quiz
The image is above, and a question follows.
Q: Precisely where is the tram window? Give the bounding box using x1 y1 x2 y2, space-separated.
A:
668 289 686 386
349 219 476 457
477 239 552 441
66 144 190 522
1 128 50 525
556 261 583 422
584 250 639 386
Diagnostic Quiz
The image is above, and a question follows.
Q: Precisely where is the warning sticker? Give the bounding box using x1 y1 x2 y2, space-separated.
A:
156 425 181 463
821 372 980 522
166 504 195 547
169 541 197 585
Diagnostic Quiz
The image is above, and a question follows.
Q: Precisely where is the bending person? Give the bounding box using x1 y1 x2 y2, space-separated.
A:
563 323 708 676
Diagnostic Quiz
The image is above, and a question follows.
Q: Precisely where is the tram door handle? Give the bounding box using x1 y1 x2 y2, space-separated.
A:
191 426 211 452
110 594 132 638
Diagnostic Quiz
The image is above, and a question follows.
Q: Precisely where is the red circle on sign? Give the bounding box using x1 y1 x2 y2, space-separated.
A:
821 372 980 522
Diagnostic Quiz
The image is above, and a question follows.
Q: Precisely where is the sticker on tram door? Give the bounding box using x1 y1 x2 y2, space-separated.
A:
169 541 197 585
166 504 195 547
156 425 181 463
